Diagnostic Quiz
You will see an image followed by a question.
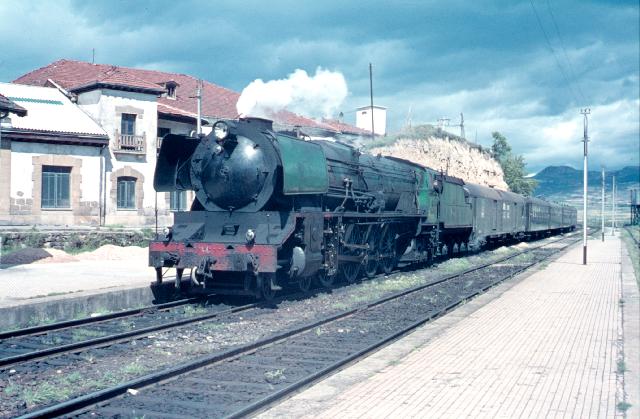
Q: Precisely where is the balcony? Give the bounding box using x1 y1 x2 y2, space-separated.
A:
113 131 146 155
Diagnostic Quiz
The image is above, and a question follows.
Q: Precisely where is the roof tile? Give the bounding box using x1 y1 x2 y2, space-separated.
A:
14 59 365 134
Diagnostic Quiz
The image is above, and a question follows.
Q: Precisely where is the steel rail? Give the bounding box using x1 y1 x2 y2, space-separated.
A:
0 297 197 340
18 234 580 419
0 300 260 368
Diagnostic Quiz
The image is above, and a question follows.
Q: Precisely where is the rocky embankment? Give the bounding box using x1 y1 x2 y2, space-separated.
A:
367 128 508 189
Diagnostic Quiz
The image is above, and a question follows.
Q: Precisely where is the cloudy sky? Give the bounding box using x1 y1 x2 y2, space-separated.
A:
0 0 638 172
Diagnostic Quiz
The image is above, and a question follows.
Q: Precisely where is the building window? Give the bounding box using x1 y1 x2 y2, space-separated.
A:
117 176 136 209
170 191 187 211
42 166 71 209
121 113 136 136
167 85 176 99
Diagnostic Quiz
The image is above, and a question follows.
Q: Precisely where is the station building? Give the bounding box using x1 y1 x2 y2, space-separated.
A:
1 59 370 227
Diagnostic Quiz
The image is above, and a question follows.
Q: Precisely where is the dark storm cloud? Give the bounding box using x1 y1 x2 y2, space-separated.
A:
0 0 637 171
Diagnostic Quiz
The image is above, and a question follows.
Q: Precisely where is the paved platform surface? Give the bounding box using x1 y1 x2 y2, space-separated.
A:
260 234 639 418
0 258 153 308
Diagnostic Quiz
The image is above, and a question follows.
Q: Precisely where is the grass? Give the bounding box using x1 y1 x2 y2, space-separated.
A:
616 359 626 374
264 368 286 384
617 401 632 412
9 360 154 409
71 328 108 341
182 305 209 316
16 371 84 407
122 361 148 376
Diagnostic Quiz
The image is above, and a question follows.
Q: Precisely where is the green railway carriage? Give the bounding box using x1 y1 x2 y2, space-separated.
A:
435 175 473 252
561 204 577 230
525 197 552 233
463 183 526 244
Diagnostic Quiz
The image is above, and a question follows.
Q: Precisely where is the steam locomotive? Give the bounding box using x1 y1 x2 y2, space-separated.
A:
150 117 576 299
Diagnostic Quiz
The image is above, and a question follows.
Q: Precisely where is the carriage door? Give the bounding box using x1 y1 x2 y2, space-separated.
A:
492 200 498 230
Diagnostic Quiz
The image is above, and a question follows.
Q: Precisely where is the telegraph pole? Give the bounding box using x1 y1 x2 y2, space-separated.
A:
196 80 202 135
369 63 375 141
611 175 616 236
601 166 605 241
581 108 590 265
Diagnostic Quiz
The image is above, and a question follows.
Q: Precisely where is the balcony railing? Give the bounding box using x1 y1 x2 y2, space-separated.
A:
114 131 146 155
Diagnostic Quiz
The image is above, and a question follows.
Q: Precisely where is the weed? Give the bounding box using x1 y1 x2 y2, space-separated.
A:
3 383 19 396
27 314 56 328
617 401 631 412
264 368 286 384
182 305 209 316
71 328 107 341
122 362 147 376
201 322 224 332
22 379 76 406
617 359 626 374
332 302 348 311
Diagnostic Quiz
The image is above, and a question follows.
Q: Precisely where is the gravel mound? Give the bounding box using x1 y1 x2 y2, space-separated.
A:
0 248 52 266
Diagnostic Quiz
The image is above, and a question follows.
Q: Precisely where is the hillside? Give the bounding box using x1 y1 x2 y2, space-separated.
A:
533 165 640 225
534 165 639 198
363 125 508 189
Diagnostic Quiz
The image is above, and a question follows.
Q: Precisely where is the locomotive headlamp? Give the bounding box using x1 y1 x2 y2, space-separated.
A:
245 228 255 243
213 121 229 141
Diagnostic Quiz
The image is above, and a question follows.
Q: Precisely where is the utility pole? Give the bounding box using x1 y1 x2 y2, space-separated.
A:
369 63 375 141
196 79 202 135
581 108 590 265
611 175 616 235
601 166 605 241
459 113 465 139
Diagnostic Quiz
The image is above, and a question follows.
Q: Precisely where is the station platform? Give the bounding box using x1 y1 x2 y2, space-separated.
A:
260 234 639 418
0 248 166 330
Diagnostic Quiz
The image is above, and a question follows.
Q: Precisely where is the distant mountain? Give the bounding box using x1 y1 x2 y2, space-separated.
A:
534 165 639 198
533 165 640 224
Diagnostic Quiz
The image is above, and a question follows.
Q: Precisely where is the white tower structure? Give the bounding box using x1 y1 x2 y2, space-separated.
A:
356 105 387 136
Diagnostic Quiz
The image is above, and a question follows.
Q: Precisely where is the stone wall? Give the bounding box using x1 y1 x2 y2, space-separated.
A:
0 229 154 250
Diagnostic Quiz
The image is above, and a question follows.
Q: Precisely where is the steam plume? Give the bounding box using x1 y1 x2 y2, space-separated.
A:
236 68 348 120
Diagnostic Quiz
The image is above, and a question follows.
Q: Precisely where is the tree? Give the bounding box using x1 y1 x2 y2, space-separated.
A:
491 131 538 196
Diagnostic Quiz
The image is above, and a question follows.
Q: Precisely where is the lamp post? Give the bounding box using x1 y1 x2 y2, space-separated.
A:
611 175 616 236
581 108 590 265
601 166 605 241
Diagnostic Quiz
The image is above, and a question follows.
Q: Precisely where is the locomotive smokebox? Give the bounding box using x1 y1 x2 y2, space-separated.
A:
154 118 280 212
198 135 273 210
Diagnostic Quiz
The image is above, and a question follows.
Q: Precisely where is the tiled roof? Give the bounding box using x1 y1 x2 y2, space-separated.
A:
0 93 27 117
0 82 108 137
322 118 372 136
14 59 364 134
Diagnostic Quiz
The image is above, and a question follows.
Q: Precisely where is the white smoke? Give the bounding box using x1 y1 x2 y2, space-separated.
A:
236 68 348 120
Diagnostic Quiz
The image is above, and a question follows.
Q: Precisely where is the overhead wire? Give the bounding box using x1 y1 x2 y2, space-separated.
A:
529 0 583 106
544 0 588 104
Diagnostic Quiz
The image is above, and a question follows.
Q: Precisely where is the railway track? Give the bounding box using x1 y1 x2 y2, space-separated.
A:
16 233 581 419
0 297 259 368
625 226 640 248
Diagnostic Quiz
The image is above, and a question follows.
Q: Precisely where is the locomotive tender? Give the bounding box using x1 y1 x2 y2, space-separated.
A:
150 117 576 299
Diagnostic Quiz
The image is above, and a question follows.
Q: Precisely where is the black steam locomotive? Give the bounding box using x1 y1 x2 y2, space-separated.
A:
150 117 576 299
